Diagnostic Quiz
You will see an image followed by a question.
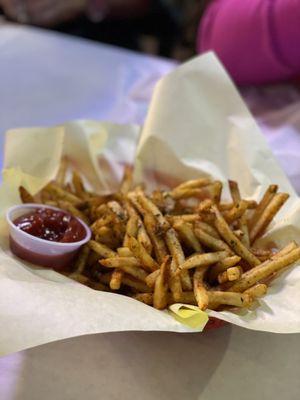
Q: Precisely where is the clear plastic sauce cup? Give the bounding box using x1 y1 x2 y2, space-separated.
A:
6 204 91 269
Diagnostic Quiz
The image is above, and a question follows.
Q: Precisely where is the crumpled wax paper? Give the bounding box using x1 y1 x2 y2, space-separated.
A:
1 53 300 357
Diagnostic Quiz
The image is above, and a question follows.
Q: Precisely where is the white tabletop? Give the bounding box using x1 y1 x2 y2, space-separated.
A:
0 24 300 400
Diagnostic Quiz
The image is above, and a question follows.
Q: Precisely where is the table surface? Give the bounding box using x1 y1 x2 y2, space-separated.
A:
1 23 300 400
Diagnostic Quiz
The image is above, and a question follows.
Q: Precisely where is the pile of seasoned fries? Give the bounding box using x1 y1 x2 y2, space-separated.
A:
19 161 300 312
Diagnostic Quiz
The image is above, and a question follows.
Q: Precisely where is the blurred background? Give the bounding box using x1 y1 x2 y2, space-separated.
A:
0 0 205 61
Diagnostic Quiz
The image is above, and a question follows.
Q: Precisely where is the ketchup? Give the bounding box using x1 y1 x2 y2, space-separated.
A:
13 208 86 243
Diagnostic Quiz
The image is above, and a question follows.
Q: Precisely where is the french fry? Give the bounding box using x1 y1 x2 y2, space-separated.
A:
212 205 261 267
249 193 289 244
168 291 197 305
153 257 170 309
100 257 148 281
173 221 203 252
248 184 278 230
217 266 242 284
229 245 300 292
143 214 167 263
72 170 86 199
19 186 35 203
194 228 232 253
136 191 170 232
107 201 127 222
45 182 82 205
110 269 123 290
122 275 152 293
137 219 153 255
169 257 183 302
72 244 90 274
194 221 220 239
228 180 250 247
193 267 209 310
208 291 252 309
178 251 228 271
127 236 159 272
165 228 192 290
57 200 90 224
167 214 200 224
117 247 133 257
123 214 139 247
88 240 117 258
208 255 241 283
145 269 160 288
171 178 212 195
244 284 267 299
222 200 248 223
132 293 153 305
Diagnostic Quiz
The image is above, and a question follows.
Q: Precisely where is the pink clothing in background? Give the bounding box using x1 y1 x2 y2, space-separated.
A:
198 0 300 85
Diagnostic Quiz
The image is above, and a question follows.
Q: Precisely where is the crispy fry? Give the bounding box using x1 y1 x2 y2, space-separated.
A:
179 251 228 271
217 266 242 284
72 244 90 274
173 221 203 252
228 181 250 247
143 214 167 263
208 255 241 283
19 186 35 203
72 170 86 199
248 185 278 230
100 257 148 281
222 200 248 223
229 245 300 292
165 228 192 290
122 275 152 292
145 269 160 288
57 200 89 224
153 257 170 309
88 240 117 258
193 267 209 310
107 201 127 221
208 291 252 309
194 228 232 253
171 178 212 194
110 269 123 290
195 221 220 239
169 257 183 302
136 191 170 232
117 247 133 257
132 293 153 305
127 236 159 272
137 219 153 255
249 193 289 244
212 205 261 267
123 214 139 247
45 182 82 205
167 214 200 224
244 284 267 299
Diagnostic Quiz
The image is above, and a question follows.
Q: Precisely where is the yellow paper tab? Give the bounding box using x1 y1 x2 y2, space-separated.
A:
168 303 209 330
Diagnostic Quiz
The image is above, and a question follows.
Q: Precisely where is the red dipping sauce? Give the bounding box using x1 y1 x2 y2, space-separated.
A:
7 205 90 269
13 208 86 243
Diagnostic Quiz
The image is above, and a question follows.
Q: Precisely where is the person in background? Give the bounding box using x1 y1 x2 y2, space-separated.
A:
197 0 300 85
